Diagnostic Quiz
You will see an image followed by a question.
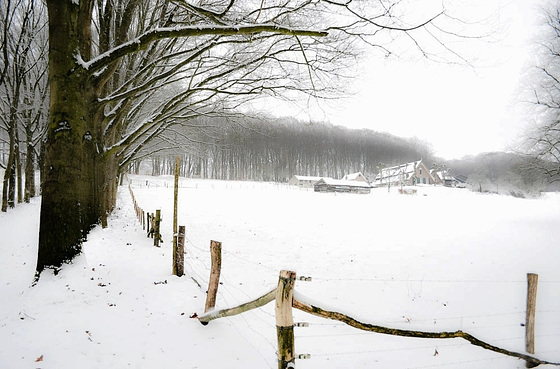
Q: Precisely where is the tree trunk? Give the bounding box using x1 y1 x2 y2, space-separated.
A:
1 99 19 212
24 123 35 202
37 1 100 273
15 126 22 204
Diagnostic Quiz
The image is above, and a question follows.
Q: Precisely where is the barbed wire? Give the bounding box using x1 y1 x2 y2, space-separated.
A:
312 276 560 284
405 356 513 369
125 178 560 368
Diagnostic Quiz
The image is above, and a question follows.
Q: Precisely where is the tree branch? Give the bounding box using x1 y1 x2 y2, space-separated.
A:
81 24 328 74
293 295 558 368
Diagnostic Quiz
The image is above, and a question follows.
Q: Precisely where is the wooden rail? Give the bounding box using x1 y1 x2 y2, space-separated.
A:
196 269 559 368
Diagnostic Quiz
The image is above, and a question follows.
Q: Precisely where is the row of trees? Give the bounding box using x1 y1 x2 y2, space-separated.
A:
143 116 435 181
2 0 559 276
0 0 48 211
448 152 555 197
30 0 468 274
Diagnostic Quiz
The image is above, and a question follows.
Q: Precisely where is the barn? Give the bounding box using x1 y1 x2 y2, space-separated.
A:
314 178 371 194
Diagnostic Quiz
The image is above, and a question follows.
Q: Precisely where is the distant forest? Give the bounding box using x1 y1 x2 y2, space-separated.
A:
137 116 436 182
133 116 555 196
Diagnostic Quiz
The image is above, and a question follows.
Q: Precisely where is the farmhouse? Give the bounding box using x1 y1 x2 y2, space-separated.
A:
288 175 327 188
314 178 371 194
372 160 435 187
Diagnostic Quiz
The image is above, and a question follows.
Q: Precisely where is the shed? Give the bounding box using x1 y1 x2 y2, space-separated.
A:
314 178 371 194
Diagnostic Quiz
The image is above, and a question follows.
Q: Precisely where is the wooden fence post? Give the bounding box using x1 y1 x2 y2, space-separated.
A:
204 240 222 313
173 157 180 275
526 273 539 367
276 270 296 369
175 226 185 277
153 210 162 247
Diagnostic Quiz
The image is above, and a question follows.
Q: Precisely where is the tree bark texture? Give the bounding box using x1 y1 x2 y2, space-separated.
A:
204 240 222 313
526 273 538 359
276 270 296 369
37 1 100 272
175 225 185 277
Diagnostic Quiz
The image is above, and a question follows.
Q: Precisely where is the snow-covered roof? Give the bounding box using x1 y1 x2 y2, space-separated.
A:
343 172 366 181
293 175 327 182
436 171 454 180
317 178 371 188
375 160 420 181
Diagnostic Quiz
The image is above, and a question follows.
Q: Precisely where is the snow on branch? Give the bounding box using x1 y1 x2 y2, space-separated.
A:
81 24 328 74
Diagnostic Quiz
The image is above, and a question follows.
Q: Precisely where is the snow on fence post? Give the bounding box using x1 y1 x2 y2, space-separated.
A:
204 240 222 313
175 226 185 277
276 270 296 369
153 210 162 247
526 273 539 367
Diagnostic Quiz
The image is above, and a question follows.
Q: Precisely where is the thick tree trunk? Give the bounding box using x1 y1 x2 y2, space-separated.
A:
37 1 100 273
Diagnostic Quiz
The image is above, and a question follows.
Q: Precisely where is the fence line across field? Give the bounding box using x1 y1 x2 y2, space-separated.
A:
126 174 560 368
127 175 278 367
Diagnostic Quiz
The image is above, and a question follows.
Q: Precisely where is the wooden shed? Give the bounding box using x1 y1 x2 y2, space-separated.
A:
314 178 371 194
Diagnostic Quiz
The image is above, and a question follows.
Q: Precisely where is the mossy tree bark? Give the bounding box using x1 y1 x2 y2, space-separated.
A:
37 0 100 273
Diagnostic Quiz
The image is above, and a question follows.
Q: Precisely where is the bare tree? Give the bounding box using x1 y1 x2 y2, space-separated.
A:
36 0 471 274
0 0 48 211
522 1 560 183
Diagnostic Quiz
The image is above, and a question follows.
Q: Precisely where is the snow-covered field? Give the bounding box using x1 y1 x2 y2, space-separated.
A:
1 175 560 368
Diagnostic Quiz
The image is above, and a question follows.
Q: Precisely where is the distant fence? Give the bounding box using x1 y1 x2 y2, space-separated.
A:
128 182 163 247
124 176 560 368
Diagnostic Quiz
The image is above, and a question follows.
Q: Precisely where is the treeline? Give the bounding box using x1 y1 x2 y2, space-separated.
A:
142 116 435 182
448 152 557 196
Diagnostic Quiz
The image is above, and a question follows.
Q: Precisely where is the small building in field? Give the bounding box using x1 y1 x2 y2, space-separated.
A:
288 175 327 188
342 172 369 184
436 170 456 187
372 160 435 187
314 178 371 194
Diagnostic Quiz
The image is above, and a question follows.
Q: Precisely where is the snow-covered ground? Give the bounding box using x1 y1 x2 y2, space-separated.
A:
1 176 560 368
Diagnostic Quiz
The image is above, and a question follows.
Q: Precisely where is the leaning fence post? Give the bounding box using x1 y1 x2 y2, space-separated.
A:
174 226 185 277
204 240 222 313
526 273 539 366
276 270 296 369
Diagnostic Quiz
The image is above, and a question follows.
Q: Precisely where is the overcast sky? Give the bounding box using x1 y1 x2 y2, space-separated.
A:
328 0 543 160
259 0 544 160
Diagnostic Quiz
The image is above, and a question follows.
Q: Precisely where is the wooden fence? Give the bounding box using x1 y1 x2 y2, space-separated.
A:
125 174 557 368
128 171 184 277
197 266 558 369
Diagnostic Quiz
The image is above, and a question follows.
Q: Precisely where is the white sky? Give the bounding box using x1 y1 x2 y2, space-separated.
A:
328 0 542 160
259 0 544 160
